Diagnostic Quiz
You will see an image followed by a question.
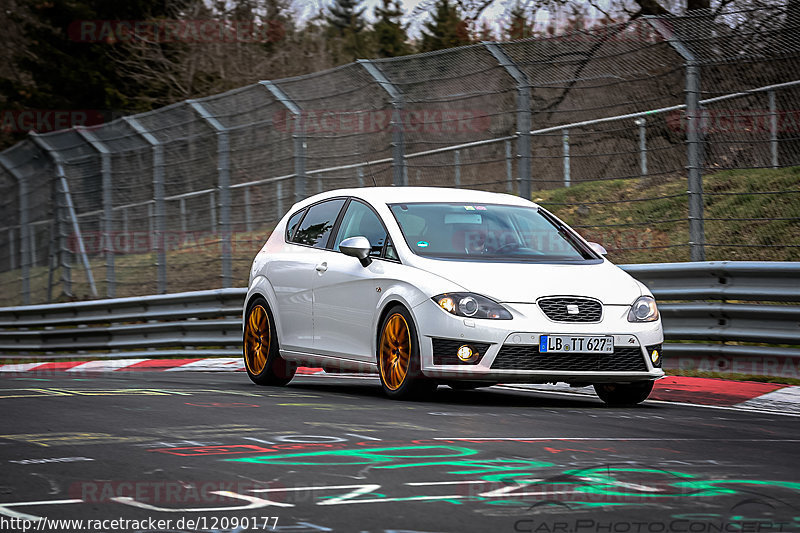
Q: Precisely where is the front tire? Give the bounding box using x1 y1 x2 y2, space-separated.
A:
377 305 436 400
243 297 296 386
594 381 654 406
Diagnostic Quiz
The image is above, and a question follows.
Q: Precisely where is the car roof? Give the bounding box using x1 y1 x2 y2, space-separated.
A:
296 187 538 209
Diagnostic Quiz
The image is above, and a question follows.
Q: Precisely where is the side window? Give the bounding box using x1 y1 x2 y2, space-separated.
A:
333 200 387 257
285 209 305 241
292 199 345 248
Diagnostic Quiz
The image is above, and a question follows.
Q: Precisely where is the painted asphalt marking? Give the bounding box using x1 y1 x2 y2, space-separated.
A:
3 358 800 415
164 358 243 371
736 386 800 414
67 359 149 372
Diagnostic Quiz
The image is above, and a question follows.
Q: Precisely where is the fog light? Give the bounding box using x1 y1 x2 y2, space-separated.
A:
457 345 478 363
650 349 660 364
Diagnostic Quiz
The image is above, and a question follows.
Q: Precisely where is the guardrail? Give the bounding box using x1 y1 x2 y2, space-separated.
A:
0 262 797 378
624 262 800 377
0 289 246 359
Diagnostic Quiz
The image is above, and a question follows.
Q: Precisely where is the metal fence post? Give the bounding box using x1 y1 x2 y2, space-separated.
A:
122 207 129 253
484 42 531 199
359 59 406 186
562 129 571 188
454 150 461 187
57 178 71 297
276 182 283 219
0 156 29 304
180 198 187 234
686 60 706 261
769 90 778 168
261 81 306 202
210 192 217 231
648 17 705 261
7 229 14 272
29 225 36 267
357 166 364 187
635 118 648 176
189 100 232 289
244 187 252 232
505 140 513 193
29 133 98 298
123 116 167 293
76 127 115 298
147 202 155 251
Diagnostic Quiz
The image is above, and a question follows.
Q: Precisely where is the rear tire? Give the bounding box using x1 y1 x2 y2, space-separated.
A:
594 381 654 406
243 297 296 386
377 305 436 400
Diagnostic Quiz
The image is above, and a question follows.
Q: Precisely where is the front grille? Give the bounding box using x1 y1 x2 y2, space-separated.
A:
491 345 647 372
538 297 603 323
432 338 490 365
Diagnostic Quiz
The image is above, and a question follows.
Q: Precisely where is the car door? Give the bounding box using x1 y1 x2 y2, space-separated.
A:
312 199 390 361
269 198 346 353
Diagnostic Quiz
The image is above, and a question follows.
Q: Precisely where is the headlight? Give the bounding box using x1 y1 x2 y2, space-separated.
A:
432 293 512 320
628 296 659 322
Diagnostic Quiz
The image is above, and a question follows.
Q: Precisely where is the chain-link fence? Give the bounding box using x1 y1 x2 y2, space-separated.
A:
1 7 799 306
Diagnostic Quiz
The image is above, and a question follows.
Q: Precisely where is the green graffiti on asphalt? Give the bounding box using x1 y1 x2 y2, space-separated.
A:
229 445 482 466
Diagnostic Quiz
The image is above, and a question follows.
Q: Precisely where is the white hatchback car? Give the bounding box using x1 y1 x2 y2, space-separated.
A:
243 187 664 404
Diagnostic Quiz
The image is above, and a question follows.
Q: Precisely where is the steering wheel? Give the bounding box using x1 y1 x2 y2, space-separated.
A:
495 241 523 254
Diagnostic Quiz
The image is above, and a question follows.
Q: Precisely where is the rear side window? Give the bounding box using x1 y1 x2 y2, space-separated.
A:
285 209 305 241
291 199 346 248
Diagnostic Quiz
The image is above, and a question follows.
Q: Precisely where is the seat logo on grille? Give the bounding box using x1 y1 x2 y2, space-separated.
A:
566 304 580 315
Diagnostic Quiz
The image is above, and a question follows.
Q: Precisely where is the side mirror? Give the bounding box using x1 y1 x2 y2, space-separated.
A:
340 236 373 267
588 242 608 256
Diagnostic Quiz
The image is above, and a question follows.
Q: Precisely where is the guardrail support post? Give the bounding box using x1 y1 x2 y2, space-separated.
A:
483 42 531 199
261 81 307 202
29 133 98 299
359 60 406 186
76 127 115 298
188 100 232 289
124 116 168 293
0 156 29 304
648 17 705 261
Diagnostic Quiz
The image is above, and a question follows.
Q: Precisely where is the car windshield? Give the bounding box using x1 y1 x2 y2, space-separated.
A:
389 202 597 262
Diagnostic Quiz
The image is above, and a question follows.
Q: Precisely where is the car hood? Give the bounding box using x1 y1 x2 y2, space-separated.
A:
412 259 643 305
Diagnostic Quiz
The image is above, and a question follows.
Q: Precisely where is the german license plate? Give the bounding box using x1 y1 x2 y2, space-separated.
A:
539 335 614 354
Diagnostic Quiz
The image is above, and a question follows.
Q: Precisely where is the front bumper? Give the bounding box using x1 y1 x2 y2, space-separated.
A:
413 299 664 384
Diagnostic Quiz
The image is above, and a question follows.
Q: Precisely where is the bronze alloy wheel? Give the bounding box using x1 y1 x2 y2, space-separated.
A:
244 304 270 375
379 313 412 391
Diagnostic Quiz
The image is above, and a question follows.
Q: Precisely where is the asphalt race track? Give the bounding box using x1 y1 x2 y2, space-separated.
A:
1 371 799 533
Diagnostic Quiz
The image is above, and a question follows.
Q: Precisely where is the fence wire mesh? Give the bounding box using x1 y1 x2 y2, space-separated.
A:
1 7 799 305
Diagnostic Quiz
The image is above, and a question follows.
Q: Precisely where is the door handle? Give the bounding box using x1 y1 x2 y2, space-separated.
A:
315 262 328 272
